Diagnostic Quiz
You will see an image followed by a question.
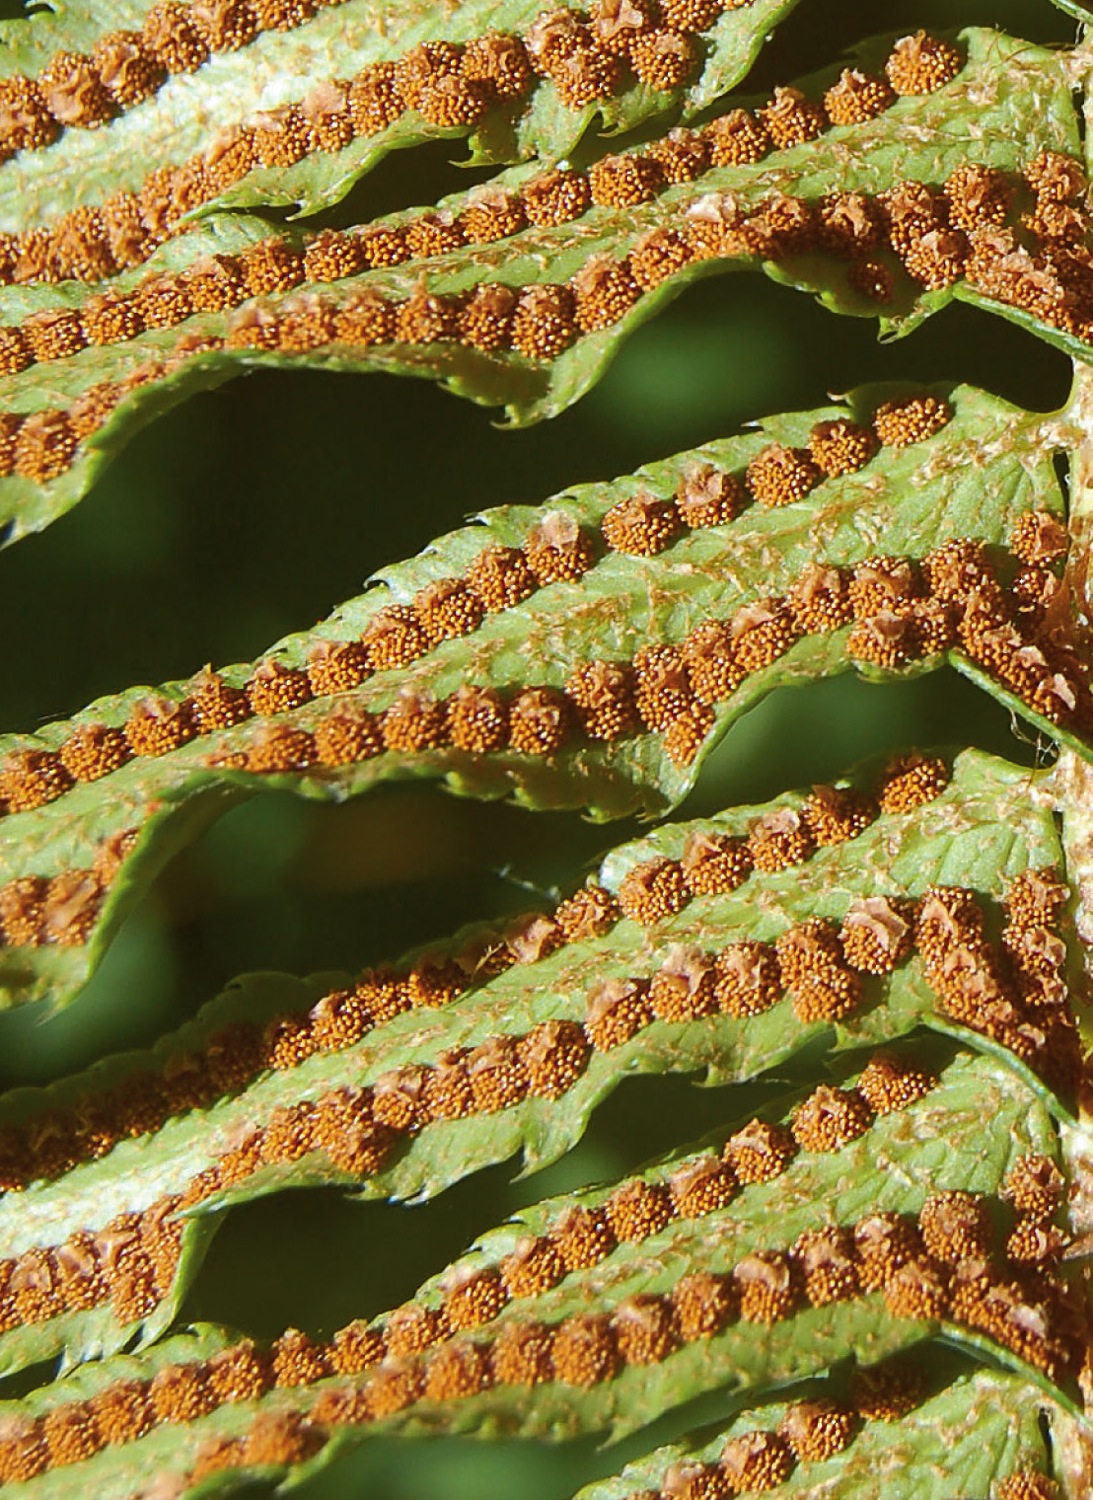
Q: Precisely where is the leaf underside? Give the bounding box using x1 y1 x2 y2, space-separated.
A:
0 381 1072 1011
0 9 1086 1500
570 1365 1052 1500
0 27 1077 541
0 1046 1069 1499
0 0 803 235
0 745 1069 1379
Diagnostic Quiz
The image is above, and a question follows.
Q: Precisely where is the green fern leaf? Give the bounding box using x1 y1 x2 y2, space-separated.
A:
0 1046 1070 1496
0 27 1076 539
0 747 1070 1378
0 383 1070 1008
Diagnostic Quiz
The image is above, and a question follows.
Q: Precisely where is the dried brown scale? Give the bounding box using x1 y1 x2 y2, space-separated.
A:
510 282 578 359
552 1204 617 1270
660 1460 727 1500
606 1178 675 1242
918 1190 994 1262
740 444 815 510
881 1254 949 1321
780 1398 856 1462
630 30 696 90
724 1119 797 1185
815 194 883 261
848 255 896 303
1001 1154 1065 1221
729 597 799 674
680 828 752 895
839 895 914 974
824 68 895 127
758 86 827 149
794 1224 862 1307
790 1086 873 1153
733 1250 802 1324
550 1312 620 1386
567 660 640 740
612 1293 679 1366
808 418 878 476
746 805 813 872
849 1353 927 1423
649 944 717 1021
1005 1216 1068 1267
877 751 950 814
856 1052 934 1114
885 31 964 96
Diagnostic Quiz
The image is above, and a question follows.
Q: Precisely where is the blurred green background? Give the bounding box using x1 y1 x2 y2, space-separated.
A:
0 0 1081 1492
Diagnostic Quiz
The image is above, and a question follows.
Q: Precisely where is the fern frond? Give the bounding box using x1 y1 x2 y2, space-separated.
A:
0 1046 1072 1496
0 383 1072 1008
0 27 1076 537
0 747 1071 1379
0 0 801 252
565 1364 1055 1500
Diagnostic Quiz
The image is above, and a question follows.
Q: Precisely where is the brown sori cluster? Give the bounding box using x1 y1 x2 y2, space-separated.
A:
0 1015 600 1336
0 1011 940 1348
0 828 136 947
0 508 597 793
0 409 934 784
871 1194 1080 1380
914 871 1080 1093
843 532 1091 734
0 1218 855 1481
992 1474 1061 1500
0 0 849 289
1 156 981 492
591 406 894 564
220 543 981 784
3 20 497 178
636 1398 858 1500
0 20 961 317
10 1181 1070 1490
0 880 620 1188
0 1 372 167
834 148 1093 347
0 749 946 1192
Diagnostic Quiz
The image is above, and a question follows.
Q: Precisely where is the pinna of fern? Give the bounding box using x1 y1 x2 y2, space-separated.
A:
0 1 1090 1500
